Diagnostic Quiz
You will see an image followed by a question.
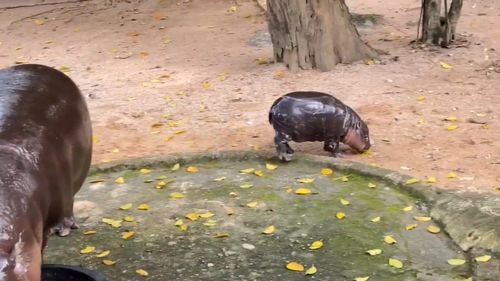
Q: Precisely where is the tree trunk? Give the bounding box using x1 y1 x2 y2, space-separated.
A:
421 0 463 47
267 0 378 71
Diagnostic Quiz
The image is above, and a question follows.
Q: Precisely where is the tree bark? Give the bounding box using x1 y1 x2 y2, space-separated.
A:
421 0 463 47
267 0 378 71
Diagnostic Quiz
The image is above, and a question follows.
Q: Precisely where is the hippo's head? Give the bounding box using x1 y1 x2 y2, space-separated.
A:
343 119 371 153
0 226 42 281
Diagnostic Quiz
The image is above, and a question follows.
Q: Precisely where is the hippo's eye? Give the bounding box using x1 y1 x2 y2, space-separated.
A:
355 122 361 130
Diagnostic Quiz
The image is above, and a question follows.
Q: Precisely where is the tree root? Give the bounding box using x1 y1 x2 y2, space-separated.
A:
1 0 90 10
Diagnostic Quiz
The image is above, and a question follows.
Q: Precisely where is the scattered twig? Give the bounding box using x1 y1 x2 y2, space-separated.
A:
1 0 90 10
8 7 67 27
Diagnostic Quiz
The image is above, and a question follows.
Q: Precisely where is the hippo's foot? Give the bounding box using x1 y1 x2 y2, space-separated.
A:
324 140 341 157
277 142 294 162
275 133 294 162
51 216 79 237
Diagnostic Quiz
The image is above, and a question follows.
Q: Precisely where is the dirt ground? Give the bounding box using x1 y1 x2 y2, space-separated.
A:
0 0 498 192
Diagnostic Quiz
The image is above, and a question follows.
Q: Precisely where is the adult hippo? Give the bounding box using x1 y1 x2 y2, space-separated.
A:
269 91 371 161
0 64 92 280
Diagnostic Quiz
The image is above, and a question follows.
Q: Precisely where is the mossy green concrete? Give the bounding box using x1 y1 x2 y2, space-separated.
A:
43 152 499 281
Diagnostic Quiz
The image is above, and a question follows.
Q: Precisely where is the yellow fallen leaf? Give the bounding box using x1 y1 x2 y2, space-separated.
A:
84 230 97 235
418 118 425 125
102 260 116 266
309 240 323 250
321 168 333 176
336 212 346 220
366 249 382 256
240 183 253 189
96 250 110 258
371 216 381 223
427 225 441 234
119 203 133 210
254 170 264 177
199 212 215 218
136 269 149 277
262 225 275 235
122 231 135 240
286 262 304 272
186 166 199 173
384 235 397 245
163 38 172 44
218 73 228 81
213 232 230 238
417 96 426 101
448 172 458 179
405 178 419 185
137 204 150 210
174 219 184 226
340 176 349 182
445 116 457 121
275 70 285 78
414 216 432 222
203 219 217 227
389 258 403 269
447 124 459 131
406 223 418 231
169 192 184 199
228 6 237 12
186 213 200 221
447 259 466 266
174 130 186 135
214 176 226 181
240 168 255 174
266 163 278 170
426 176 437 183
80 246 95 254
368 182 377 188
246 201 258 208
165 162 178 172
440 62 453 69
297 178 314 184
123 216 134 222
340 198 350 206
139 168 151 174
295 188 312 195
255 58 268 65
355 277 370 281
305 265 317 275
115 177 125 184
180 224 188 231
201 81 212 89
102 218 122 228
403 206 413 212
475 255 491 262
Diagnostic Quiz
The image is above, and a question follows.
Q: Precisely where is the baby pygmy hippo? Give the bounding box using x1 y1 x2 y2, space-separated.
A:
269 91 371 161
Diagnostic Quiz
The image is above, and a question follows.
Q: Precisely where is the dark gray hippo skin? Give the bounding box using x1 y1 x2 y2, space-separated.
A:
0 64 92 281
269 91 370 161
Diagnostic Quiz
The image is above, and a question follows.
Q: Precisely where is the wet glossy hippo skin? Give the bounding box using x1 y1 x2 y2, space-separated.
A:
0 64 92 280
269 91 370 161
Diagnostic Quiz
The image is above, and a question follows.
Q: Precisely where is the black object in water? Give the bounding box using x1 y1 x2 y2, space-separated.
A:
42 264 107 281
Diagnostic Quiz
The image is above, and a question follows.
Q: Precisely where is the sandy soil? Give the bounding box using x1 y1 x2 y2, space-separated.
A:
0 0 498 192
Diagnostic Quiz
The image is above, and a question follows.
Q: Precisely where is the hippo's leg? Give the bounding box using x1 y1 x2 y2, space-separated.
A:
50 213 79 237
274 132 294 162
324 139 342 157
